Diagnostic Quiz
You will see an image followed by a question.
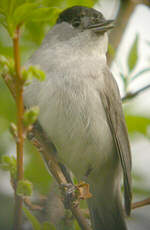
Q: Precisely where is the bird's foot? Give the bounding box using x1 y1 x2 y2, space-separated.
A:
60 182 92 209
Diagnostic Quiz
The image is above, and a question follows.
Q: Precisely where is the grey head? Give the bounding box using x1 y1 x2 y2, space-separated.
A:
27 6 114 75
57 6 114 33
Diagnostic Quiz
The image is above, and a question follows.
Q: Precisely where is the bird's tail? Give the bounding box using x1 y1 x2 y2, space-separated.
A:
87 182 127 230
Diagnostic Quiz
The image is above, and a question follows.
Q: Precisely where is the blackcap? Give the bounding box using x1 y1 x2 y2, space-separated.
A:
24 6 132 230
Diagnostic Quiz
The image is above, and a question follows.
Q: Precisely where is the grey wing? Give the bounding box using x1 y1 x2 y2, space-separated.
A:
100 68 132 215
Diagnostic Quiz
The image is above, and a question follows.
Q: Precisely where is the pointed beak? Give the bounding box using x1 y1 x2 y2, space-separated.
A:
87 19 115 33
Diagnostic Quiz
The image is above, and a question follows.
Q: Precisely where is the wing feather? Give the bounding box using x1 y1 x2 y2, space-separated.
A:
100 68 132 215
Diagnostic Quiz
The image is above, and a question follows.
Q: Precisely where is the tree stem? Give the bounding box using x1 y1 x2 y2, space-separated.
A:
13 26 24 230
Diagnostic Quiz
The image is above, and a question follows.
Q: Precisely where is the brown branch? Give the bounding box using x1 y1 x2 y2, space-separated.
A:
13 26 24 230
23 197 43 211
132 197 150 209
122 84 150 102
28 124 92 230
108 0 137 65
107 0 150 65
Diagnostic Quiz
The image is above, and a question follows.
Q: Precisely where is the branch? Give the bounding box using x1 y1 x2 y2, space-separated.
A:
13 26 24 230
122 84 150 102
108 0 137 65
132 197 150 209
1 73 16 98
23 197 43 211
108 0 150 65
28 124 92 230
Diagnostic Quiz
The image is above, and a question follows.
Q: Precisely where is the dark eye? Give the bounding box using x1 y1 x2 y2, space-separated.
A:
72 19 80 27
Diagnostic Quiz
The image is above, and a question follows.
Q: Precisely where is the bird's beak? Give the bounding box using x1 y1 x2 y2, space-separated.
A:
87 19 115 33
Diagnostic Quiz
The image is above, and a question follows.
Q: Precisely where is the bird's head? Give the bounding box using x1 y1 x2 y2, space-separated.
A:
57 6 114 34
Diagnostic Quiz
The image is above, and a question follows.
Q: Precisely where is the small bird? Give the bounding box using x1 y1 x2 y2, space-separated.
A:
24 6 132 230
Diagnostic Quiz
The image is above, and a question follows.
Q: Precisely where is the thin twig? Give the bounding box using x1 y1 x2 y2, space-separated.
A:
122 84 150 102
23 197 43 211
1 73 16 98
13 26 24 230
132 197 150 209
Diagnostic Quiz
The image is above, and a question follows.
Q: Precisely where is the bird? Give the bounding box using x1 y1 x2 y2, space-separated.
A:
24 5 132 230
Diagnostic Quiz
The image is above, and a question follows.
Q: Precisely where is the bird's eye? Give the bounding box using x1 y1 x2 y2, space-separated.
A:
72 19 80 27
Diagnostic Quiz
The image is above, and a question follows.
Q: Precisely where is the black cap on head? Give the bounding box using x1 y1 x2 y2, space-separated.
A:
57 6 114 32
57 6 105 27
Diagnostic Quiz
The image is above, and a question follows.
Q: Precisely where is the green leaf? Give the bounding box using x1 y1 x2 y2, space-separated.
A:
0 8 6 16
127 34 139 72
30 7 61 23
67 0 97 7
17 179 33 196
28 66 46 81
133 187 150 197
42 222 56 230
0 55 15 76
0 155 17 178
0 0 11 13
125 114 150 135
108 43 115 58
1 155 16 169
23 206 41 230
23 106 39 127
0 55 9 67
8 0 16 17
12 3 40 26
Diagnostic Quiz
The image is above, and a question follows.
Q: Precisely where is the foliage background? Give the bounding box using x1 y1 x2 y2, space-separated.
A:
0 0 150 229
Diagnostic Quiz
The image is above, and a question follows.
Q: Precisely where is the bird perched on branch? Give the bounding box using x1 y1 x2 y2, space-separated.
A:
24 5 132 230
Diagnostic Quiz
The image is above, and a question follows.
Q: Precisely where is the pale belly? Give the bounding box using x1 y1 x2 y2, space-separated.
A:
37 80 116 180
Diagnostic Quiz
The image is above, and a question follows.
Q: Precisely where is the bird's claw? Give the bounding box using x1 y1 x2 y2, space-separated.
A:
60 181 92 209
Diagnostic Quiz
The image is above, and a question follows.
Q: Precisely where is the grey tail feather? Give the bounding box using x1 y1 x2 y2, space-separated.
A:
87 188 127 230
124 178 132 216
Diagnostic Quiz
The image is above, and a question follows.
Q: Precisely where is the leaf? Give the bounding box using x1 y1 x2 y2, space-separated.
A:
29 7 61 23
127 34 139 72
0 0 11 13
0 8 6 15
23 207 41 230
0 13 6 27
108 43 115 58
0 0 26 15
125 114 150 135
42 222 56 230
23 106 39 127
17 180 33 196
0 0 27 34
1 155 16 171
28 66 46 81
133 187 150 197
8 0 16 17
67 0 98 7
12 2 40 26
